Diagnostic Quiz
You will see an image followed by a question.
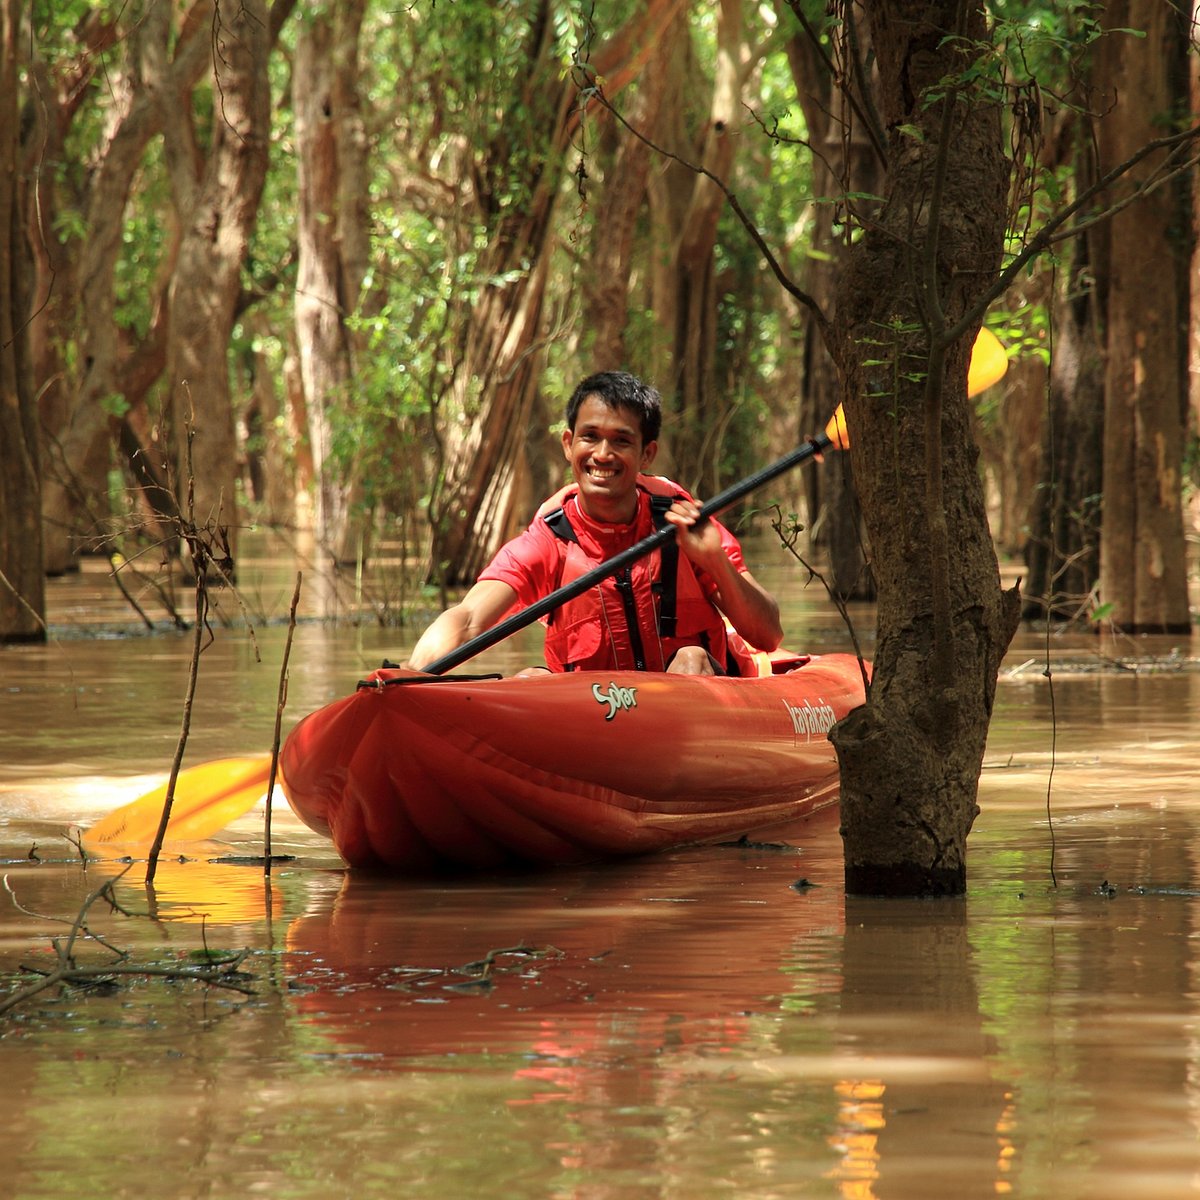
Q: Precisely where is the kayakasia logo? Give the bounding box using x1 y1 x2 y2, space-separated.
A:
784 696 837 738
593 681 637 721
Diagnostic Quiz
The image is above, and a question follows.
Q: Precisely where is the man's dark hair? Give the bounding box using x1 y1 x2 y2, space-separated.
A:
566 371 662 443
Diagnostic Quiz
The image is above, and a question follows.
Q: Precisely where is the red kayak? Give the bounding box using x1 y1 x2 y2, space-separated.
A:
280 652 868 873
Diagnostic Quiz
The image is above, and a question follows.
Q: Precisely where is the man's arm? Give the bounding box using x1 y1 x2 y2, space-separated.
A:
665 500 784 652
404 579 520 671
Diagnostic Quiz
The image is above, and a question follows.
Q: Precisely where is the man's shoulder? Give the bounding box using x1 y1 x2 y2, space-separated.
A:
637 474 692 501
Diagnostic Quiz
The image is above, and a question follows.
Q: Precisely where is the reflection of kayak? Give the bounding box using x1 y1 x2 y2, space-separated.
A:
283 833 848 1063
279 653 868 872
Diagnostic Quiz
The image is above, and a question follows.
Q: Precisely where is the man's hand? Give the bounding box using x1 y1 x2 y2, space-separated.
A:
663 499 725 569
664 499 783 653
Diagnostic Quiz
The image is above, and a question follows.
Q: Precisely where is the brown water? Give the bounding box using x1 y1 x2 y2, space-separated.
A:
2 536 1199 1199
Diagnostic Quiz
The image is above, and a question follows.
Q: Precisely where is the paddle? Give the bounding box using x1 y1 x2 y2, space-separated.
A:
83 326 1006 847
81 754 274 850
968 327 1008 397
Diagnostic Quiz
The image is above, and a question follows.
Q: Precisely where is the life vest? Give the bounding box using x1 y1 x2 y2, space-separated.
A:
538 477 769 676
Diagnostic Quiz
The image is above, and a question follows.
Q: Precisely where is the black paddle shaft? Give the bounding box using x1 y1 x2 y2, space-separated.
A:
422 429 833 675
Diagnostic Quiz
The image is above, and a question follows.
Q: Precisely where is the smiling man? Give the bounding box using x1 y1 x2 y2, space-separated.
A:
405 371 782 676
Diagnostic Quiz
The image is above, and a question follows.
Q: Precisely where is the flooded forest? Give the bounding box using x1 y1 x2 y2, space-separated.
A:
3 3 1200 1198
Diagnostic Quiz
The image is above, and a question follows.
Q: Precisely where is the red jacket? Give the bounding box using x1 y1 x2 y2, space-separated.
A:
481 476 764 674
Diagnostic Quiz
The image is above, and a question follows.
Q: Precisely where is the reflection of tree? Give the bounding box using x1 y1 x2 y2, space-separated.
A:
828 897 1008 1198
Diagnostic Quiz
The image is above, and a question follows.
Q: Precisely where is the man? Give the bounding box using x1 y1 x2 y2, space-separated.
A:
405 371 782 675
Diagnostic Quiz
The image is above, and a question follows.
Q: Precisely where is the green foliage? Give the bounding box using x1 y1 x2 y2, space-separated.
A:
98 392 129 419
113 147 173 340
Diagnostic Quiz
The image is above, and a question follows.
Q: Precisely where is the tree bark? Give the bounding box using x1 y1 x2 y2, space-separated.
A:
292 0 369 565
1022 260 1104 622
162 0 277 563
1 0 45 641
583 15 676 371
831 2 1020 896
1095 2 1192 633
781 1 882 601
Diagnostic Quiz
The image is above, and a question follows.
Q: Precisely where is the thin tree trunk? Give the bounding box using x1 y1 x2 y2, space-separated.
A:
1190 0 1200 540
1096 2 1191 633
163 0 277 564
782 1 881 601
294 8 351 559
583 19 675 370
1022 262 1104 622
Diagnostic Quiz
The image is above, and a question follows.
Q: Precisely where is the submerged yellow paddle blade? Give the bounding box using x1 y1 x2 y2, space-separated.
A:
824 404 850 450
82 754 274 850
968 327 1008 397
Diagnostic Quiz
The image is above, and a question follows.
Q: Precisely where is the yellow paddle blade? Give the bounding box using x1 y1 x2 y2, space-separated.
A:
827 328 1004 447
824 404 850 450
82 754 274 850
968 327 1008 397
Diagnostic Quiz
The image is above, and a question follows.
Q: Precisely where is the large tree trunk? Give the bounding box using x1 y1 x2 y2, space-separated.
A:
1095 2 1191 633
0 0 44 642
832 2 1020 897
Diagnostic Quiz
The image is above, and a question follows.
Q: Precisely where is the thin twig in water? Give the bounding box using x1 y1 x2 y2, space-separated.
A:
0 870 256 1017
265 571 302 872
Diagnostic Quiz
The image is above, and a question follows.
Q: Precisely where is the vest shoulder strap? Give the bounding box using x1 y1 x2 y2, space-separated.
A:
647 494 679 639
542 506 579 544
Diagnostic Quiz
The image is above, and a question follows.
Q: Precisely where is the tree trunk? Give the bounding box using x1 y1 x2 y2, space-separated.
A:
293 0 369 565
1022 263 1104 622
1 0 45 642
832 2 1020 897
781 2 882 601
1190 1 1200 542
978 279 1046 559
163 0 280 566
1096 3 1191 633
630 0 746 494
583 15 676 370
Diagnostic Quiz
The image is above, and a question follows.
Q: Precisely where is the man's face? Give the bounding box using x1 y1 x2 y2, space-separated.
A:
562 395 657 521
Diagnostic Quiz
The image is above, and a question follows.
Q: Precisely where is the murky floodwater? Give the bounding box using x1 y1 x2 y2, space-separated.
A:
2 534 1199 1198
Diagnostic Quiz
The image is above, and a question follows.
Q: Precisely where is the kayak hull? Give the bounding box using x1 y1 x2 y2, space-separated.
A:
280 653 868 872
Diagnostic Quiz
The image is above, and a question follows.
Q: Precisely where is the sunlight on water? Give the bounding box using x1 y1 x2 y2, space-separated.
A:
1 534 1198 1199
